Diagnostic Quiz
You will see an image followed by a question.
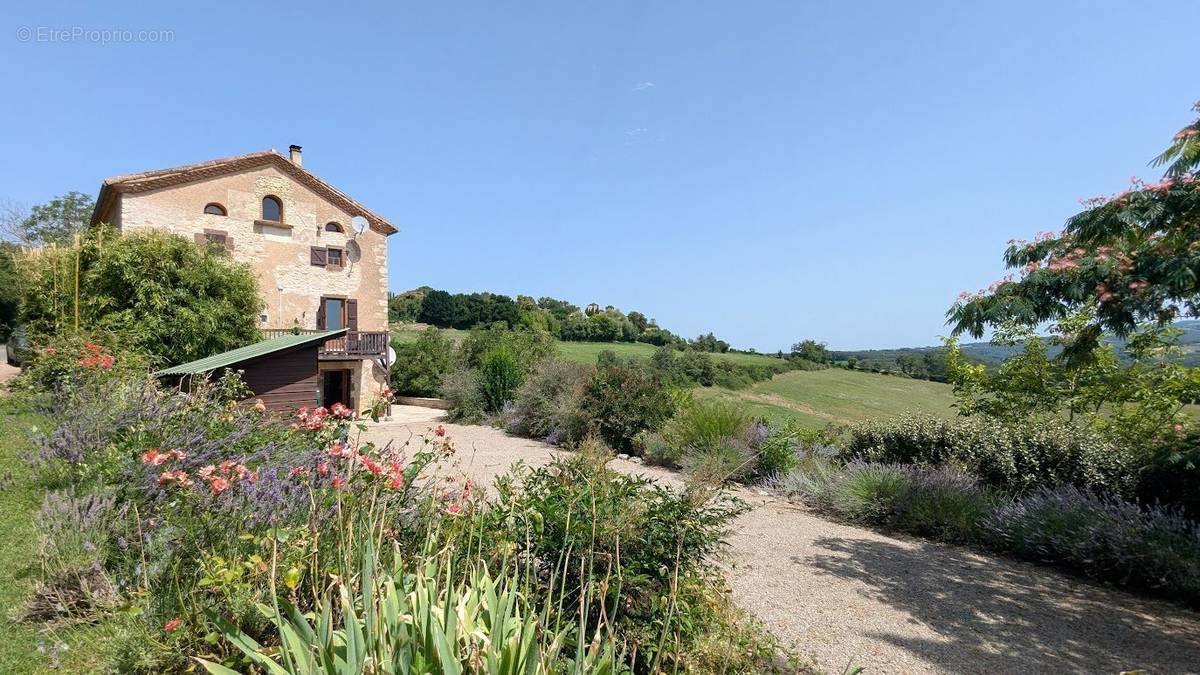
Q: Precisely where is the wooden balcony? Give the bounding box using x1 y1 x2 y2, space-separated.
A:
262 329 389 361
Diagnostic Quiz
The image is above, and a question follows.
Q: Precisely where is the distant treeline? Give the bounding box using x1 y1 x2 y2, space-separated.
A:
830 320 1200 378
830 348 952 382
389 287 740 353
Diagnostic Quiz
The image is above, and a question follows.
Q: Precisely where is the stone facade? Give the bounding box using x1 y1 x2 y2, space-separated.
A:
100 153 394 410
113 165 388 332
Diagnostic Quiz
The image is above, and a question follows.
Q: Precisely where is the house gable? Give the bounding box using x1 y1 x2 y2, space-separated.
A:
92 149 397 236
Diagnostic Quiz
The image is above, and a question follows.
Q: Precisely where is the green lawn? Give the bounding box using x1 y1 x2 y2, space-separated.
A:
389 324 786 368
554 340 657 363
695 368 957 428
554 340 785 367
390 324 469 344
0 405 114 673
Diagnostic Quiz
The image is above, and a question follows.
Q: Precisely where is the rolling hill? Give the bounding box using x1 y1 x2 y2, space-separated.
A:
695 368 956 428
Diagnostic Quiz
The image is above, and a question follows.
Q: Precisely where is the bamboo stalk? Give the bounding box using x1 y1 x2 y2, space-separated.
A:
74 233 80 331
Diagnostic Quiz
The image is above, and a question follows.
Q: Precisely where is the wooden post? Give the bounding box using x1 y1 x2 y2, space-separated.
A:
50 242 58 332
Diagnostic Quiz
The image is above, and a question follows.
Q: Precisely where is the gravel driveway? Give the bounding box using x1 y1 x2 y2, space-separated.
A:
363 409 1200 674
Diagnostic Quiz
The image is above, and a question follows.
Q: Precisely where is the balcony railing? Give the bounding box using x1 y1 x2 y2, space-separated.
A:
262 328 389 360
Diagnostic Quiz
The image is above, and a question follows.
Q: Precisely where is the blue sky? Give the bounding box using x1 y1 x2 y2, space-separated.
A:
1 1 1195 350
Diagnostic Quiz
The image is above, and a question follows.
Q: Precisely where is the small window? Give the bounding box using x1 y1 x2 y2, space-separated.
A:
327 248 343 267
261 195 282 222
204 203 227 216
325 222 344 233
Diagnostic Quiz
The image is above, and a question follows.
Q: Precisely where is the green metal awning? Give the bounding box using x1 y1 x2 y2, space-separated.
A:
155 329 347 377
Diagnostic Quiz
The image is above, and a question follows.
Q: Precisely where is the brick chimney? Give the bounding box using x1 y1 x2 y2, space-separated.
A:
288 144 303 167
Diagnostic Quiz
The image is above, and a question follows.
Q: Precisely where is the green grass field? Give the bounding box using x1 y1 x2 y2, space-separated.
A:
390 324 786 367
553 340 784 367
390 325 470 344
389 324 954 429
695 367 957 428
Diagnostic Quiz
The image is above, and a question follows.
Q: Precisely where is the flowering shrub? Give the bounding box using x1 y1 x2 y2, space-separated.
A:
9 331 148 401
23 490 132 623
109 420 467 671
291 401 360 445
17 364 789 672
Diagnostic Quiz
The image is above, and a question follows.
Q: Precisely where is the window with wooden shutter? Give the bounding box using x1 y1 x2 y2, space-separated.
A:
326 247 343 269
195 230 231 253
310 247 328 267
318 297 347 330
346 299 358 331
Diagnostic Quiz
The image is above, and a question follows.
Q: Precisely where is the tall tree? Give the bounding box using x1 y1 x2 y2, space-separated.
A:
417 289 458 327
949 101 1200 360
791 339 830 363
627 310 649 334
13 192 95 246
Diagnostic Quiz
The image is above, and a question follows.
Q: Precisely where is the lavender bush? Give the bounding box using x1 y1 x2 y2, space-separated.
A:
35 490 129 576
776 460 994 542
893 465 994 542
26 490 131 622
984 485 1200 605
822 461 915 522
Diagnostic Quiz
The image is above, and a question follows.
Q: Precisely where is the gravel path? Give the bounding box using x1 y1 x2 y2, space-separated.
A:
364 409 1200 674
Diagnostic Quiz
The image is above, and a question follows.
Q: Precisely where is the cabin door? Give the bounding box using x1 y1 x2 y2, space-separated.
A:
321 369 352 409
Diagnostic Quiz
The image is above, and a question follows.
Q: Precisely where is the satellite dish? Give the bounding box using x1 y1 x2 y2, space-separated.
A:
350 215 369 235
345 240 362 263
378 345 397 371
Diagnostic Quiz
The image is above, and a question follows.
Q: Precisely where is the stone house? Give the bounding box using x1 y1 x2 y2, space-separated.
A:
90 145 397 410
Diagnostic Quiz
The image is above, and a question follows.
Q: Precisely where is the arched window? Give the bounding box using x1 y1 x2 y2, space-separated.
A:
261 195 282 222
325 222 344 233
204 203 227 216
